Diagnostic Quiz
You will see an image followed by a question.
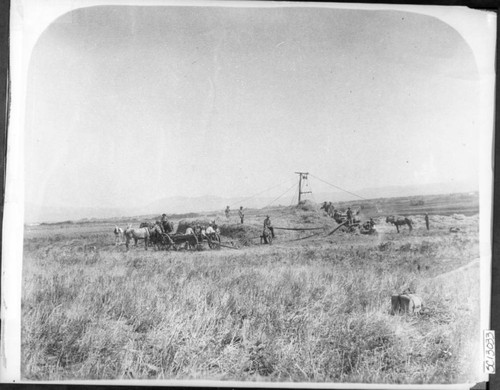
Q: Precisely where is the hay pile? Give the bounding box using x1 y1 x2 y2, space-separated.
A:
218 224 262 246
296 200 319 212
176 218 214 234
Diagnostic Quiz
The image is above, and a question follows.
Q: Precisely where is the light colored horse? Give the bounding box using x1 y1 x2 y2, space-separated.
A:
386 215 413 233
124 226 150 250
114 225 124 246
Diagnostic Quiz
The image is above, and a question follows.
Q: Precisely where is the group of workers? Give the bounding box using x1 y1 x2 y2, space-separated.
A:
225 205 245 224
185 222 218 237
159 204 430 243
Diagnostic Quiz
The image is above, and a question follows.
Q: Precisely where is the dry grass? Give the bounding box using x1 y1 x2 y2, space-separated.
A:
21 209 481 383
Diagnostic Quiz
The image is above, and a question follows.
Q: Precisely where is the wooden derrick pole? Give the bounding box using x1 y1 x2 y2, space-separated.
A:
295 171 311 205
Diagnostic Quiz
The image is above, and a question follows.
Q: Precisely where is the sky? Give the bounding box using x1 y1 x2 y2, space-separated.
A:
24 4 483 213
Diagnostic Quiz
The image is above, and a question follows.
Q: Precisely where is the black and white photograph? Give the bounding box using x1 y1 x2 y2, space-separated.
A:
2 0 496 386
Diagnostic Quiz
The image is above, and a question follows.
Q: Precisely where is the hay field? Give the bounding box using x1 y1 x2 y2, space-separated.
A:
22 199 483 383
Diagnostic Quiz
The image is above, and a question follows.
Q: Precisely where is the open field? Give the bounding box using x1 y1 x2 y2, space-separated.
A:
22 193 483 383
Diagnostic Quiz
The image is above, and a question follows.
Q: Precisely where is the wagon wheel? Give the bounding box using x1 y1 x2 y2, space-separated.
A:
208 233 221 249
189 235 200 251
161 237 171 251
163 241 175 251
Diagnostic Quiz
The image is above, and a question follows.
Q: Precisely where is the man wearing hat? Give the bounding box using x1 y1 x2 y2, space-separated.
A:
263 215 275 238
161 213 170 233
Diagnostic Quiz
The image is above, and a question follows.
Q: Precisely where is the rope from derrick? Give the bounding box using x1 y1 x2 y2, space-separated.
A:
273 226 325 231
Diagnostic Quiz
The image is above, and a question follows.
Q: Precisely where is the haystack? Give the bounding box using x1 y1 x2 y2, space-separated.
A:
218 223 262 246
296 200 319 212
176 218 214 234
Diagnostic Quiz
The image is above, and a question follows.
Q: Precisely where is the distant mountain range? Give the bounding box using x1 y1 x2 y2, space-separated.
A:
25 180 478 224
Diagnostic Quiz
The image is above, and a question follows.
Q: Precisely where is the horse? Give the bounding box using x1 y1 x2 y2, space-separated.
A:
386 215 413 233
114 225 124 246
140 222 154 229
148 224 164 249
124 226 150 250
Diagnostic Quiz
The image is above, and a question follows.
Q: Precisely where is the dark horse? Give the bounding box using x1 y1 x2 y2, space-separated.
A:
148 224 164 249
386 215 413 233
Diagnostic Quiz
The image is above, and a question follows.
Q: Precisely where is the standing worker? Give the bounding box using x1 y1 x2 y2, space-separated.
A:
225 206 230 219
346 207 353 225
239 206 244 224
263 215 275 238
425 213 430 230
161 213 169 233
328 202 335 217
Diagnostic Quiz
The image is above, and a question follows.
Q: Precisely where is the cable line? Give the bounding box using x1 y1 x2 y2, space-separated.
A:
263 182 299 209
309 173 370 202
228 177 295 208
308 179 317 203
289 183 299 206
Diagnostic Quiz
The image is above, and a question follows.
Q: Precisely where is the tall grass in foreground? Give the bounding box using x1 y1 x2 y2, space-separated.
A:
22 231 480 383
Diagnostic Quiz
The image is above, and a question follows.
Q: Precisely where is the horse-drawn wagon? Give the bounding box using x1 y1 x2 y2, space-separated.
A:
162 232 200 250
149 222 221 251
121 218 227 251
158 230 221 251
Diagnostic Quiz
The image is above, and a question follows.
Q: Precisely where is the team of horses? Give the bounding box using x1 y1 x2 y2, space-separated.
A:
114 223 169 250
115 221 220 250
113 220 178 250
